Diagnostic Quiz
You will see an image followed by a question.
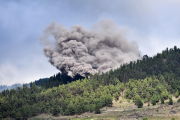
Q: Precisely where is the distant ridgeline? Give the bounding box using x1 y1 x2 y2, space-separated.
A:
0 84 22 92
89 46 180 93
0 78 49 92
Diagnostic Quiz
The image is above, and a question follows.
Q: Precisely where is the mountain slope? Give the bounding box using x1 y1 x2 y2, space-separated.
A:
1 46 180 119
90 46 180 93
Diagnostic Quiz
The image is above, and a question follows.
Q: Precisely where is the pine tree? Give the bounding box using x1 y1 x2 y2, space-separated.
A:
95 103 101 114
52 105 61 116
161 97 164 104
169 98 173 105
114 92 119 101
137 99 143 108
175 90 179 98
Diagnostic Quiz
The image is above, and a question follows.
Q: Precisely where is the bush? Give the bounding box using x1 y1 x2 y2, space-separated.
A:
105 95 113 107
114 92 119 101
89 104 95 112
161 97 164 104
143 117 148 120
171 117 175 120
143 98 148 103
95 104 101 114
177 98 180 103
169 98 173 105
137 99 143 108
151 94 159 106
52 105 61 116
15 111 22 120
175 90 179 98
151 98 156 106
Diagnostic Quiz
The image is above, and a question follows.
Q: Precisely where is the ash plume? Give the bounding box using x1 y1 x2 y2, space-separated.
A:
40 19 141 78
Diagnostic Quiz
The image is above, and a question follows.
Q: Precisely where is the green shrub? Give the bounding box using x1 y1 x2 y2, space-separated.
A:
95 104 101 114
52 105 61 116
175 90 179 98
89 104 95 112
114 92 119 101
143 98 148 103
171 117 175 120
177 98 180 103
15 111 22 120
137 99 143 108
143 117 148 120
161 97 164 104
169 98 173 105
151 98 156 106
151 93 159 106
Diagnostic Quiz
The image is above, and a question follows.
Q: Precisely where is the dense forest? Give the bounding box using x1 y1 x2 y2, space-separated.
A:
1 46 180 119
90 46 180 93
35 73 84 89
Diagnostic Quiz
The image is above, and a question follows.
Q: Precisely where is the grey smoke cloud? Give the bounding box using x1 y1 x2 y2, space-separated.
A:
40 19 141 78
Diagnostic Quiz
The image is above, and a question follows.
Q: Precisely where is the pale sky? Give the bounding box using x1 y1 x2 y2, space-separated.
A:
0 0 180 85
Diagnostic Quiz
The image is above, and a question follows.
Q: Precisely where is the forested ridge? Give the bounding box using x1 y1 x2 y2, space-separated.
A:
36 46 180 93
1 46 180 119
92 46 180 93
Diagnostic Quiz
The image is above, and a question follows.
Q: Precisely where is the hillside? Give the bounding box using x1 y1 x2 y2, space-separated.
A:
90 46 180 93
1 46 180 119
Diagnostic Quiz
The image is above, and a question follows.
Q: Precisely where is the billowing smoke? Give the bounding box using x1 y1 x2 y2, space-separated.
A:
40 19 141 78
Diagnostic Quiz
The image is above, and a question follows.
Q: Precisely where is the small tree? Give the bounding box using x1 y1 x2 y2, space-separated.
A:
95 104 101 114
151 96 156 106
52 105 61 116
105 95 113 107
177 98 180 103
143 117 148 120
67 101 75 115
15 111 22 120
161 97 164 104
114 92 119 101
137 99 143 108
169 98 173 105
175 90 179 98
171 117 175 120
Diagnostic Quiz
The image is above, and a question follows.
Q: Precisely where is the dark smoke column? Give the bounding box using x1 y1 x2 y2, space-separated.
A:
40 19 141 78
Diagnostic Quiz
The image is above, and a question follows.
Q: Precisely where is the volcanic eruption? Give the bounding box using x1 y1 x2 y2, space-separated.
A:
40 19 141 78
